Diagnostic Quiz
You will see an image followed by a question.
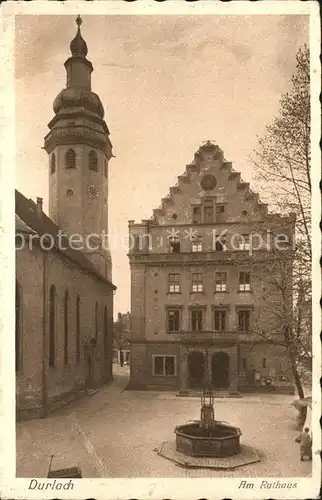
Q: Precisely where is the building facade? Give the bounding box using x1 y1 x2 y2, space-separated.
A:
128 141 295 394
113 312 131 365
16 17 116 420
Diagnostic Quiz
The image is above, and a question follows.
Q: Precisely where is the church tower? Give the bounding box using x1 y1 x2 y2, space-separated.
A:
44 16 113 280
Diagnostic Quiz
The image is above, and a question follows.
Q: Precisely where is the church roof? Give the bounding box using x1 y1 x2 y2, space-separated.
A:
15 189 116 290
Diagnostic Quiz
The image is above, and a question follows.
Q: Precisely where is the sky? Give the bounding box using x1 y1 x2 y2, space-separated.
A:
15 14 308 315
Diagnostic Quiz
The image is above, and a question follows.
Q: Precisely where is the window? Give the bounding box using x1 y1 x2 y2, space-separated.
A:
192 206 201 223
242 358 247 370
215 272 227 292
50 154 56 174
203 200 214 223
104 306 108 360
215 234 227 251
49 285 56 367
169 236 180 253
192 237 203 252
238 309 251 332
216 204 225 222
238 234 250 251
167 309 180 332
262 358 267 369
89 150 98 171
15 281 22 372
76 295 80 362
95 301 99 337
168 274 180 293
192 273 203 293
65 149 76 169
191 309 203 332
64 290 69 365
239 271 251 291
153 355 176 376
214 309 226 332
133 235 140 251
104 159 108 179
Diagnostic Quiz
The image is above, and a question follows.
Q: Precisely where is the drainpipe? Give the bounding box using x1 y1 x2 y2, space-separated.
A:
41 246 48 417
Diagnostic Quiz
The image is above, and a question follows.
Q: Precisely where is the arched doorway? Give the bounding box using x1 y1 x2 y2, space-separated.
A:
188 351 205 388
211 352 230 389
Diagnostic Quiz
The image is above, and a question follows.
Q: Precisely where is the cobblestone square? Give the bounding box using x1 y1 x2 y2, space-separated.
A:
16 366 312 478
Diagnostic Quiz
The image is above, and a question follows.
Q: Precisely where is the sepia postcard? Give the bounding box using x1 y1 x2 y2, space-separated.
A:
0 1 320 499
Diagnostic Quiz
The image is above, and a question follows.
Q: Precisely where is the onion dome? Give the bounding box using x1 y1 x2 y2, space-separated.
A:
70 15 88 58
53 87 104 118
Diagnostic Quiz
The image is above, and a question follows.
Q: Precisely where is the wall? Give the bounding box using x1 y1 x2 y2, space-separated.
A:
16 241 114 419
16 245 44 417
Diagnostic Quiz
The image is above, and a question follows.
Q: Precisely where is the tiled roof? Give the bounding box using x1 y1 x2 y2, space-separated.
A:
15 189 116 290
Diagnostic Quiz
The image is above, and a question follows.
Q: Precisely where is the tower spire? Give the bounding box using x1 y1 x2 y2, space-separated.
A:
70 15 88 58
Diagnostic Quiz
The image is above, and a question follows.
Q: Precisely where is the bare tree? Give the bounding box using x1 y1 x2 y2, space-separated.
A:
252 44 311 263
251 45 311 411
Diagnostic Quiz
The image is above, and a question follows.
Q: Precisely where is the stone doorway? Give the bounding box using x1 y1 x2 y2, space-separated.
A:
211 352 230 389
188 351 205 389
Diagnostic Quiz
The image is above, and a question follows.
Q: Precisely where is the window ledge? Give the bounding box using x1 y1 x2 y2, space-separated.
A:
167 292 182 295
214 290 229 294
237 289 253 293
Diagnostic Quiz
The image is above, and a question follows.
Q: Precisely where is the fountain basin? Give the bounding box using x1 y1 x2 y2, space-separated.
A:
175 422 242 457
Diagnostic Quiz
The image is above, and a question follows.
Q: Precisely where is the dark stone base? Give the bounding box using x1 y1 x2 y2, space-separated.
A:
238 385 295 394
123 383 148 391
177 390 242 398
157 441 261 470
17 380 111 421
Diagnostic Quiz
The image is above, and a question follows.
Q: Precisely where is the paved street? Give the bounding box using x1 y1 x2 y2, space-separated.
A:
16 365 312 478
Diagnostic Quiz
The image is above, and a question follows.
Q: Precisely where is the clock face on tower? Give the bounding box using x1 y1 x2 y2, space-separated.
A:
88 184 99 199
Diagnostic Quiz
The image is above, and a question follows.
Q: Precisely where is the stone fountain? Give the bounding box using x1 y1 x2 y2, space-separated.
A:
174 389 242 458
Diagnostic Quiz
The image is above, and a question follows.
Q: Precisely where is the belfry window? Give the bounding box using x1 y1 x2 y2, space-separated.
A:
89 150 98 171
49 285 56 367
104 159 108 179
65 149 76 169
50 154 56 174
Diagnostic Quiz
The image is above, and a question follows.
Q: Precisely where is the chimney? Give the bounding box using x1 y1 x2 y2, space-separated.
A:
36 197 43 218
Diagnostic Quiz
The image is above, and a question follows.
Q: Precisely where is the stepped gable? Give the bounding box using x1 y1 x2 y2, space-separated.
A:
150 141 268 224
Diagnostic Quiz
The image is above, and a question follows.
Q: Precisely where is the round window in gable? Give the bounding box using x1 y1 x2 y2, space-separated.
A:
67 189 74 197
242 210 248 216
200 174 217 191
172 213 178 220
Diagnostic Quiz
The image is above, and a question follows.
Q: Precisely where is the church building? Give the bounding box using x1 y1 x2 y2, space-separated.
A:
15 17 116 420
128 141 295 394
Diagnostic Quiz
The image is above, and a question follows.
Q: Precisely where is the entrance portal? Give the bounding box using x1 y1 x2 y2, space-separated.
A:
188 351 205 389
211 352 230 389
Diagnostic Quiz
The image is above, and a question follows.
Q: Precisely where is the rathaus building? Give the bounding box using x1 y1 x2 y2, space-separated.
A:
128 141 295 394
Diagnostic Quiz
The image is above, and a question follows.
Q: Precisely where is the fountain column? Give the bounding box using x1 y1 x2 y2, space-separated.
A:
179 348 188 392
